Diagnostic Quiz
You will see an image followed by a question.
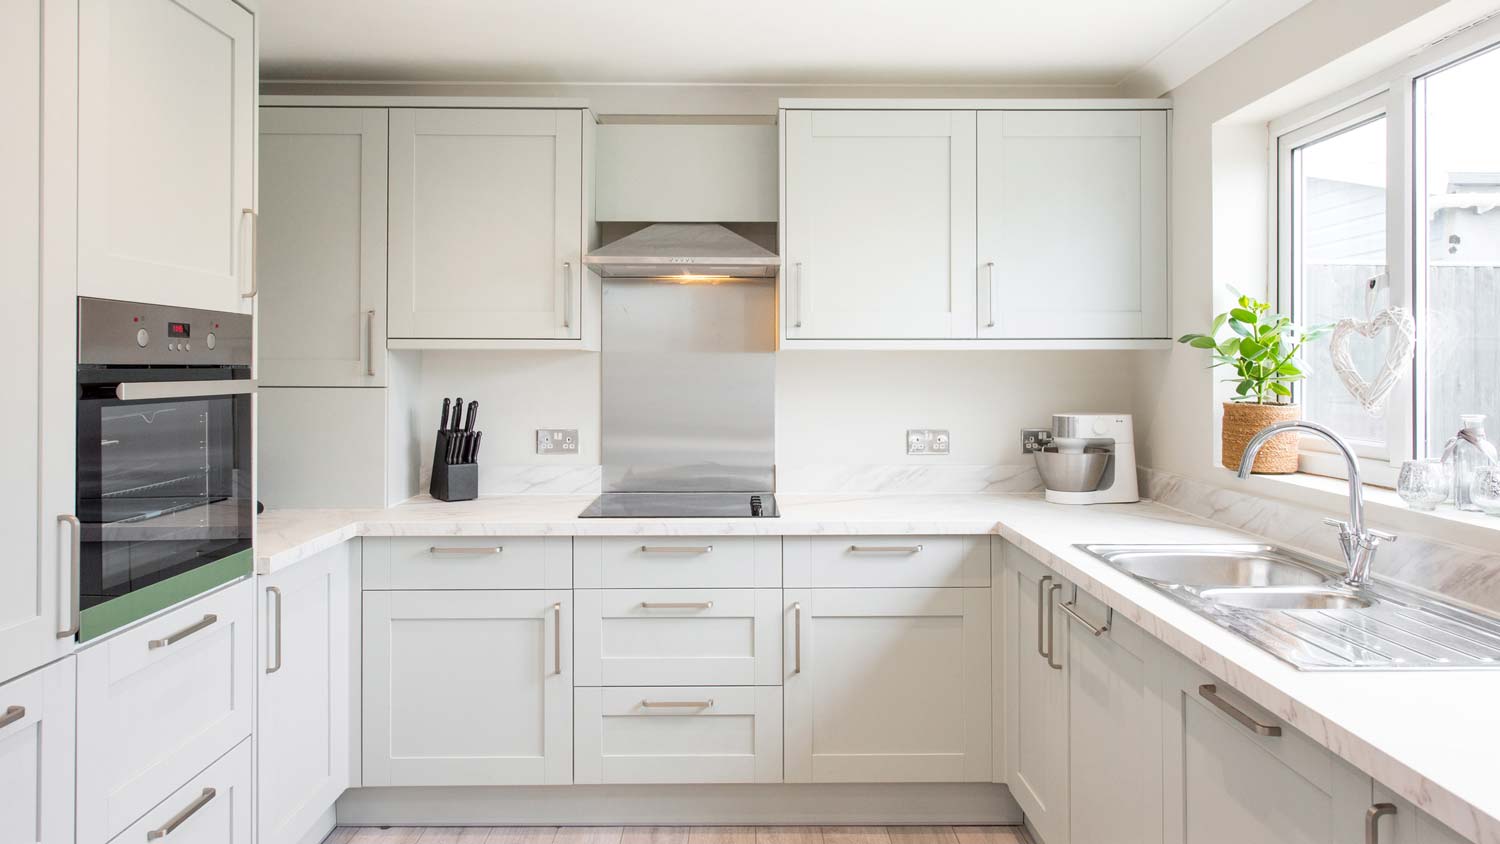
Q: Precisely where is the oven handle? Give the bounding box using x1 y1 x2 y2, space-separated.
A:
115 380 258 401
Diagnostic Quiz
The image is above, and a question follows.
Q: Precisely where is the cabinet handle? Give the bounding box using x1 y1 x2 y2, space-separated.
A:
0 706 24 730
640 545 712 554
552 602 562 675
365 310 376 376
984 261 996 328
640 601 714 610
1365 803 1398 844
148 614 218 650
641 699 714 709
849 544 923 554
240 209 258 300
792 601 802 674
1036 575 1053 659
1046 583 1064 670
146 788 216 840
1060 597 1112 637
266 586 283 674
793 262 805 329
562 261 573 330
429 545 503 555
56 514 81 639
1198 684 1281 737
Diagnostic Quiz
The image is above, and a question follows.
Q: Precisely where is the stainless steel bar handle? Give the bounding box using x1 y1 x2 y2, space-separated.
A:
148 614 218 650
429 546 503 555
562 261 573 329
985 261 997 328
240 208 258 299
1036 575 1053 659
1046 583 1064 670
792 601 802 674
641 699 714 709
56 514 81 638
266 587 283 674
147 788 216 840
552 602 562 675
1198 684 1282 737
640 545 713 554
1060 601 1110 637
1365 803 1397 844
366 310 376 376
0 706 24 730
640 601 714 610
849 544 923 554
793 262 804 328
116 380 258 401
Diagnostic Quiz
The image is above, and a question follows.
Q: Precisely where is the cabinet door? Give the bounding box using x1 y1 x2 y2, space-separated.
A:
77 0 256 314
0 0 74 685
388 108 583 340
257 543 354 844
1065 591 1165 844
977 110 1167 339
1375 785 1472 844
574 589 782 687
0 657 75 844
784 109 977 339
259 108 388 387
574 686 783 784
363 589 572 785
784 587 990 783
1002 543 1069 844
1163 655 1367 844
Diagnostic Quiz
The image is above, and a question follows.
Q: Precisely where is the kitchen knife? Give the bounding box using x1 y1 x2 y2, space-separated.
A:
439 398 451 432
470 431 483 461
452 397 464 430
464 400 478 432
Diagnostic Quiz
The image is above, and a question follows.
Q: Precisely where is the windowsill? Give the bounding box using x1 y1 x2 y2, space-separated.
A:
1214 466 1500 552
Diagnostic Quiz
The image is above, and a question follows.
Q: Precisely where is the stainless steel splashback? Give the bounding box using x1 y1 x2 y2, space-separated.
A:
601 278 775 492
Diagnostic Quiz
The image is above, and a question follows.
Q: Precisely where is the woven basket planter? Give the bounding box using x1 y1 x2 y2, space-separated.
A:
1221 401 1301 474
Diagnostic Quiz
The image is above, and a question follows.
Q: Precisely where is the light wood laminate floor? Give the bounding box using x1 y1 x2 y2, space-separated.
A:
326 827 1029 844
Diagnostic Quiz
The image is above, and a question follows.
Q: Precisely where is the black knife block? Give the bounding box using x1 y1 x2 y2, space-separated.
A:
430 431 478 502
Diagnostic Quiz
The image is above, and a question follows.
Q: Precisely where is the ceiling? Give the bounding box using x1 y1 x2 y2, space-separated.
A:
258 0 1314 92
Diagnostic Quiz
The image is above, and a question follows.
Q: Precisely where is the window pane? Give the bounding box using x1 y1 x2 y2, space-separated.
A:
1296 116 1388 446
1423 46 1500 455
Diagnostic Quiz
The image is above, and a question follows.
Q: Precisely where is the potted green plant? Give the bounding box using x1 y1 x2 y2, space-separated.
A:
1178 292 1331 473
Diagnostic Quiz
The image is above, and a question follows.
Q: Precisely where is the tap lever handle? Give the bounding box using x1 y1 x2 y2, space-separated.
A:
1367 529 1397 543
1322 517 1352 533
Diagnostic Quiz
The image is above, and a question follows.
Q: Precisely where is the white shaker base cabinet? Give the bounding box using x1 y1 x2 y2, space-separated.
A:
77 0 256 314
1002 544 1070 844
976 110 1167 339
574 589 783 687
388 108 585 342
574 686 784 784
363 589 572 786
1376 785 1472 844
256 543 355 844
258 107 389 387
783 109 977 340
0 657 75 844
784 587 991 783
111 739 252 844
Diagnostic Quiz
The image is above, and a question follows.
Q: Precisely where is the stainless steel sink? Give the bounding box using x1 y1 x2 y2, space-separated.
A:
1079 543 1500 671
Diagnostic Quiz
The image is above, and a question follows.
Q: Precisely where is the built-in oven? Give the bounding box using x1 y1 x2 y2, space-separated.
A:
73 297 255 641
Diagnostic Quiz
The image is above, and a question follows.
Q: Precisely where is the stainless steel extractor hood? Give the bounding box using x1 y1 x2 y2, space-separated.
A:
583 223 780 279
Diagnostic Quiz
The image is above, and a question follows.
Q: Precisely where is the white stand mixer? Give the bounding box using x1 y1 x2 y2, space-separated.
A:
1034 413 1140 505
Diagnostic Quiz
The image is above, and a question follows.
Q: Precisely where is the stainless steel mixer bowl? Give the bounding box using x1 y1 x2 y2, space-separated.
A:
1034 446 1110 492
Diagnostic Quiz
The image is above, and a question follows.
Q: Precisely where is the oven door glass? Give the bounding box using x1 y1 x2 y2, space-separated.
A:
76 367 252 639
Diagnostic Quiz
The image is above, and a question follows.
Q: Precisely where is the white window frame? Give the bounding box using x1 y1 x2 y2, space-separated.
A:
1268 13 1500 487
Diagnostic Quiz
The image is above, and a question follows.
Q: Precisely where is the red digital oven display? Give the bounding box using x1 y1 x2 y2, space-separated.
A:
167 321 190 338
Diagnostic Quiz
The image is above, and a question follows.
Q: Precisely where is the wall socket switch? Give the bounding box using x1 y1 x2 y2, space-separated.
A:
907 429 950 455
1021 428 1054 454
536 429 579 455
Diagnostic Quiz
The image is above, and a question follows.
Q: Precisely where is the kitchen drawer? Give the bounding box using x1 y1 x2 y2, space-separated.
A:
574 536 781 588
575 589 782 686
363 536 572 590
108 739 252 844
784 535 989 588
78 580 254 844
574 686 782 784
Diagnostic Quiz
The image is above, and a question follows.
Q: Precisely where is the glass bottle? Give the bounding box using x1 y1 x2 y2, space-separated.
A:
1443 414 1500 511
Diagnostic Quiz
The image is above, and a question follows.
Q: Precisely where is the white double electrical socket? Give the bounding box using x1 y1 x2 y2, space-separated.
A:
907 429 950 455
536 429 579 455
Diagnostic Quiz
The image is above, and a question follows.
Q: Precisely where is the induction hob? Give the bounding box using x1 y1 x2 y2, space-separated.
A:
579 492 779 519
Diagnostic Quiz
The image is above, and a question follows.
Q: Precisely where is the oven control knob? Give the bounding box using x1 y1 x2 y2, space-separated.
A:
135 328 149 348
205 332 216 350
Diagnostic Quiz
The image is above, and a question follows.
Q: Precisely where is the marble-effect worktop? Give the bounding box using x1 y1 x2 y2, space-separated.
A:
256 493 1500 844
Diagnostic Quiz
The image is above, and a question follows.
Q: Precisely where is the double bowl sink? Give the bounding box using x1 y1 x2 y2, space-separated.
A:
1079 544 1500 670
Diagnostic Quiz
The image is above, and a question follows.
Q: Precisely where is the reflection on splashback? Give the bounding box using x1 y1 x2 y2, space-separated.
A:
777 463 1043 494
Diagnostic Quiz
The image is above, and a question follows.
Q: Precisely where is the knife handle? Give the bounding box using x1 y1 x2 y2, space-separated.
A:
465 401 478 432
440 398 450 432
452 397 463 431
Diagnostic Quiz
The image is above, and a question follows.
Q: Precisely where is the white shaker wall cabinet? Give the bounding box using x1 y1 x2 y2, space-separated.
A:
256 542 355 844
977 110 1168 339
388 108 587 343
783 587 991 783
0 657 76 844
1 0 76 686
77 0 256 314
363 589 572 786
783 109 978 340
1002 543 1070 844
258 107 389 387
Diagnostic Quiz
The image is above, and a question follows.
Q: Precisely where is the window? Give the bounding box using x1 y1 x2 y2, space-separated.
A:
1275 23 1500 483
